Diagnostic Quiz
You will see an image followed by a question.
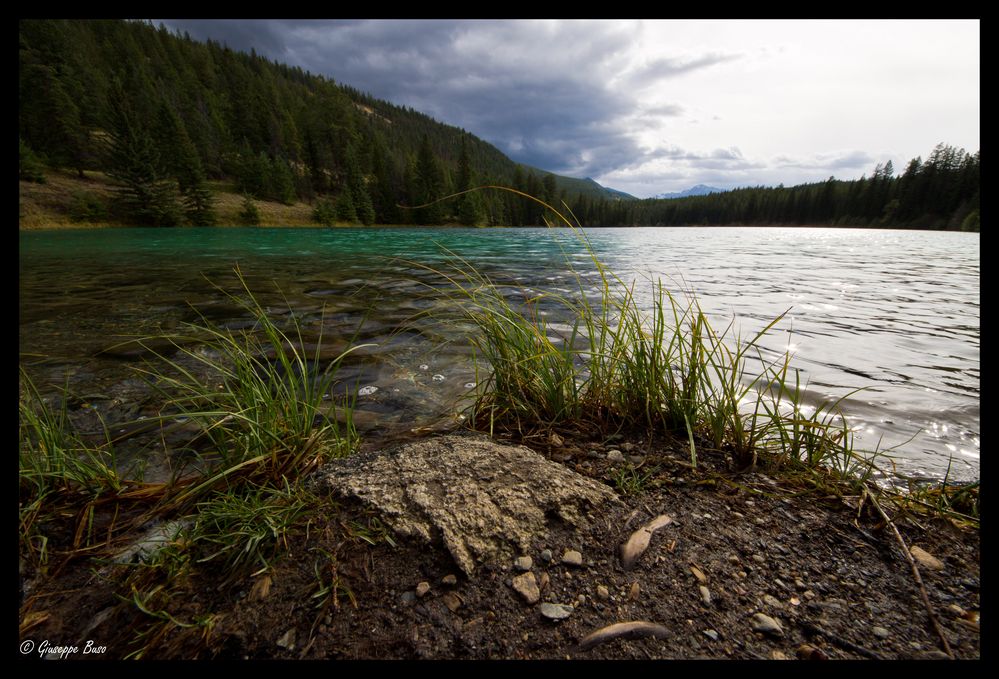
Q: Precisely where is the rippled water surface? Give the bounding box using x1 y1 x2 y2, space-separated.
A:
20 226 979 482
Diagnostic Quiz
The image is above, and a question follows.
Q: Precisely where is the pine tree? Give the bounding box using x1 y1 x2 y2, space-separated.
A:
455 136 483 226
102 79 182 226
414 135 445 224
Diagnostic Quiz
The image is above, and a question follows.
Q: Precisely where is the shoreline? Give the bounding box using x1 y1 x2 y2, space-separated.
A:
18 428 980 660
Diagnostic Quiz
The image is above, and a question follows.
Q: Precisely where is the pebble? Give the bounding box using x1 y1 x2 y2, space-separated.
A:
441 574 457 586
690 565 707 583
699 585 712 606
703 629 719 642
771 650 788 660
796 643 828 660
751 613 784 637
606 449 625 462
358 385 378 396
539 572 550 591
432 374 445 383
400 591 416 604
442 592 462 612
872 626 890 639
514 556 533 572
628 582 640 600
415 581 430 598
539 549 553 564
512 572 540 605
596 585 610 600
539 603 574 621
276 628 296 650
910 546 945 571
763 594 782 609
562 549 583 566
751 553 766 564
577 594 587 605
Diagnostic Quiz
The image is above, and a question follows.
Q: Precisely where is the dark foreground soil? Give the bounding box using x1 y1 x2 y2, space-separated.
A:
19 433 980 661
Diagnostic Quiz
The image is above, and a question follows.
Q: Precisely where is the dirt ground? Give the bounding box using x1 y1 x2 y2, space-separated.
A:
18 433 980 661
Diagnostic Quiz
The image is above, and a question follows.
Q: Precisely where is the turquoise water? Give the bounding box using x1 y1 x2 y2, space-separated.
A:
20 226 980 482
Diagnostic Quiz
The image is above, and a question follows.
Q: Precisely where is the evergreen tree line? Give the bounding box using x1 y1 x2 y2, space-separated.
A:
575 145 977 231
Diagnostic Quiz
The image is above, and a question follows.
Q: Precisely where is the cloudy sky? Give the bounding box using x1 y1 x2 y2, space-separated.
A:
160 19 979 198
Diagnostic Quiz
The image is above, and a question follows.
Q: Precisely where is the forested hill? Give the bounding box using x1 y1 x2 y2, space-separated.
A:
18 18 630 228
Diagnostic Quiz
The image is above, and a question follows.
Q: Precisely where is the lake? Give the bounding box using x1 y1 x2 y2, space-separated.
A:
19 226 980 483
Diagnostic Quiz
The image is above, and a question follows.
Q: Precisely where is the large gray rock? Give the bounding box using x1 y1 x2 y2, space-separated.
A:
316 434 619 576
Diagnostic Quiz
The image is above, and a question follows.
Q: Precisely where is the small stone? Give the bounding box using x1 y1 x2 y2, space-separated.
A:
539 572 550 591
597 585 610 600
803 590 816 600
771 650 788 660
794 579 806 590
751 613 784 637
539 549 553 564
763 594 782 609
276 628 296 650
948 603 967 617
629 582 641 600
432 374 445 383
699 585 712 606
910 546 945 571
621 442 636 452
539 602 574 621
577 594 587 605
442 592 462 612
250 575 273 601
562 549 583 566
703 629 719 642
358 385 378 396
752 553 766 564
872 626 890 639
415 581 430 598
400 591 416 604
514 556 533 572
512 572 541 605
796 643 828 660
690 565 707 583
441 574 458 586
607 449 625 462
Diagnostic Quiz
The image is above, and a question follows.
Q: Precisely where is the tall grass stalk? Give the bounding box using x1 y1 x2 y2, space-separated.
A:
133 267 366 503
19 369 122 562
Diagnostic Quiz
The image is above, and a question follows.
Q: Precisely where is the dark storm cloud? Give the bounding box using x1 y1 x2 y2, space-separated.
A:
157 19 718 179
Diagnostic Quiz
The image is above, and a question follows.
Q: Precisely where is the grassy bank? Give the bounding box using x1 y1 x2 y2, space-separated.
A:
19 170 319 229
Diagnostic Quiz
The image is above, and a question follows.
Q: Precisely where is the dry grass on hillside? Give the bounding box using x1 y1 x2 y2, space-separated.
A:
19 170 321 229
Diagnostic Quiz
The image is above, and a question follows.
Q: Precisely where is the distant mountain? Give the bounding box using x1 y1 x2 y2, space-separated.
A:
653 184 725 200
